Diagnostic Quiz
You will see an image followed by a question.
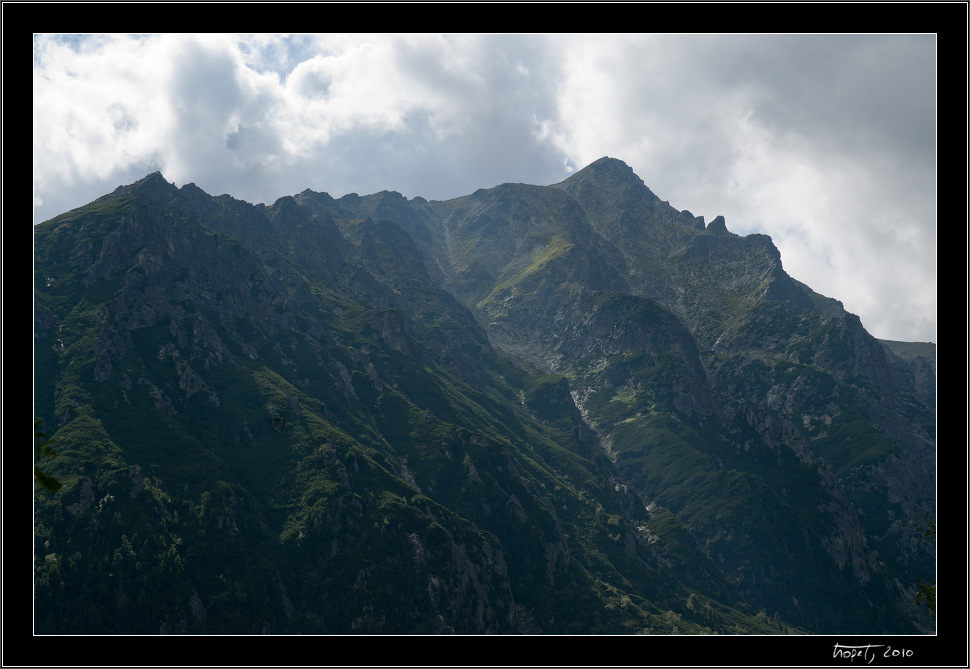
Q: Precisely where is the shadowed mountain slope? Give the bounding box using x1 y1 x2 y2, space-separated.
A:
33 159 935 635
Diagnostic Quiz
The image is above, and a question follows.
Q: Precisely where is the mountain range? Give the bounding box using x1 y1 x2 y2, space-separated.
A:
32 157 936 636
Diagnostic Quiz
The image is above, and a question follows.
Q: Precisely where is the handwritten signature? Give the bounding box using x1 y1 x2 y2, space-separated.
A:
833 643 915 664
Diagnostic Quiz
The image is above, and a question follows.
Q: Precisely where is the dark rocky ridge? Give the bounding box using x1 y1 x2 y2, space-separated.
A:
33 158 935 635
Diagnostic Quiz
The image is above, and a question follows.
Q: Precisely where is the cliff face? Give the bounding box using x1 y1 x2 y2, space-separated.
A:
410 157 935 633
33 160 935 635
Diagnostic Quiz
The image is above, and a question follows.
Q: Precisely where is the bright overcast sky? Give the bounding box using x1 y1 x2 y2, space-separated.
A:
32 33 937 344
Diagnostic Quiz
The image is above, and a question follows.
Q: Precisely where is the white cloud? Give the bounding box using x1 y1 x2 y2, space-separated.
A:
34 35 171 197
32 33 936 343
535 34 935 342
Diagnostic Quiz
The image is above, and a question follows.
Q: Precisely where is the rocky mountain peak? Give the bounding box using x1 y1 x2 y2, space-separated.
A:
131 171 178 199
555 156 652 196
707 215 730 234
85 171 177 212
574 155 638 181
292 189 338 218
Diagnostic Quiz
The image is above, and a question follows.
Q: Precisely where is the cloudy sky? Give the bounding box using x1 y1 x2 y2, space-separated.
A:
33 33 936 343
